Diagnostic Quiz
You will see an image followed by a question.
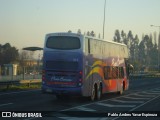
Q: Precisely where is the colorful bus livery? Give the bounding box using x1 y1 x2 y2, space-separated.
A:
42 32 130 101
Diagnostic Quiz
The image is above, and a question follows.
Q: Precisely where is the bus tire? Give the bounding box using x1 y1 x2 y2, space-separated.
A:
97 84 102 100
91 85 96 101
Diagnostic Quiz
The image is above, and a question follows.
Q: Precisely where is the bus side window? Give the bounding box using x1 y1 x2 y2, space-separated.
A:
112 67 118 79
85 38 88 54
104 66 111 80
85 38 93 54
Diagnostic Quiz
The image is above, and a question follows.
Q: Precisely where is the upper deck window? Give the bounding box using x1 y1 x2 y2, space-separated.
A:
46 36 80 50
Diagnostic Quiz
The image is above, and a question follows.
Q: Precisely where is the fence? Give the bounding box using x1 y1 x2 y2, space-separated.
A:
0 74 41 81
0 74 42 90
129 73 160 80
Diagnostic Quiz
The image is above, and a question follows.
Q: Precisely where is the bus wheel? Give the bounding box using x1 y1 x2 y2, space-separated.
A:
91 86 96 101
97 84 102 100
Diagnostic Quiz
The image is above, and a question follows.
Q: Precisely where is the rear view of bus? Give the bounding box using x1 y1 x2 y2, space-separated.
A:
41 33 83 99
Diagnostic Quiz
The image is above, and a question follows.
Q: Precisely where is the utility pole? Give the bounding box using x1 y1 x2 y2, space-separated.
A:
103 0 106 39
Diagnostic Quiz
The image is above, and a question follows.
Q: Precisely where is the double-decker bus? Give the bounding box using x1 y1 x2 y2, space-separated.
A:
41 32 130 101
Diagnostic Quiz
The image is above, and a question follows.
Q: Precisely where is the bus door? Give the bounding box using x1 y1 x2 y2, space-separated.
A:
112 66 120 92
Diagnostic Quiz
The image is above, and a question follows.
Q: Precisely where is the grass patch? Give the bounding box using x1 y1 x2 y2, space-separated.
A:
0 83 41 92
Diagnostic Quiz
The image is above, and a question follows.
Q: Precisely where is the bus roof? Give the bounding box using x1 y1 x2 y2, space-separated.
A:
45 32 127 47
45 32 83 38
84 35 127 47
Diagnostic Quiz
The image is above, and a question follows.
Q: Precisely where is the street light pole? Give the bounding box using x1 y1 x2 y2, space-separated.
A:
151 25 160 72
103 0 106 39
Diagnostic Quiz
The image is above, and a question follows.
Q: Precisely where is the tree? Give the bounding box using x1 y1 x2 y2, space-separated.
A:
134 35 139 60
87 31 90 36
144 35 153 66
121 30 127 45
90 31 96 37
150 41 158 66
113 29 121 43
127 31 134 47
98 33 101 39
153 32 157 45
0 43 19 65
138 40 146 70
18 50 30 67
77 29 81 34
86 31 96 37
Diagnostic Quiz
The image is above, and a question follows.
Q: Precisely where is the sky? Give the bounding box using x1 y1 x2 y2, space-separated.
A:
0 0 160 51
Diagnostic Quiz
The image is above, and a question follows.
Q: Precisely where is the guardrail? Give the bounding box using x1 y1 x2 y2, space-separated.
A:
0 74 41 81
0 79 41 89
129 74 160 80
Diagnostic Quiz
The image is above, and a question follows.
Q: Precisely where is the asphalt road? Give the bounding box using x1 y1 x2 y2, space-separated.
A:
0 77 160 120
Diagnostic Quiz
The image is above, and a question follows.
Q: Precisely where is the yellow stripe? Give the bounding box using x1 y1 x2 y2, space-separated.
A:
86 60 107 80
86 66 103 80
92 60 103 67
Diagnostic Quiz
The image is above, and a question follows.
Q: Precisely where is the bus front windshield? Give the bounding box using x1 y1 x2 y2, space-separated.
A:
46 36 80 50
